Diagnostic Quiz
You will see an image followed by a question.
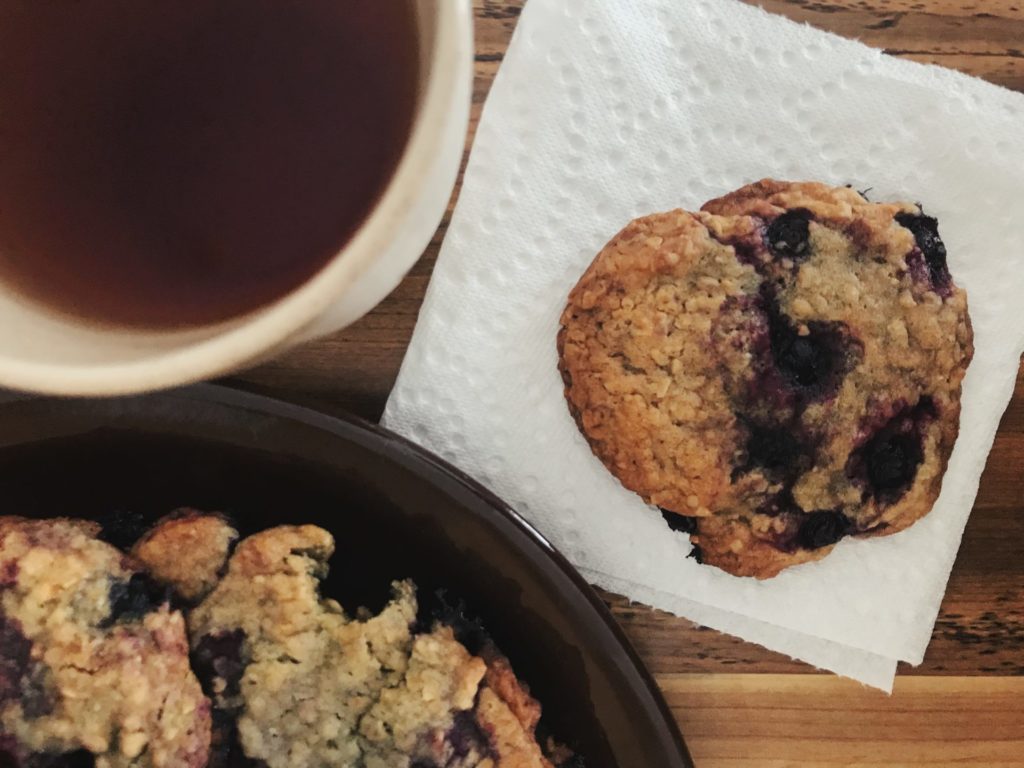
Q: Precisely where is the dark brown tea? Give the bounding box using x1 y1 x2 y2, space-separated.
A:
0 0 418 327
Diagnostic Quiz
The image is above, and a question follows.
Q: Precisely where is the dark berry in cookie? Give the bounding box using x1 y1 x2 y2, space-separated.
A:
17 666 53 720
795 511 852 550
191 630 248 704
768 310 859 401
1 561 17 588
739 422 807 479
865 431 922 502
896 212 950 294
446 710 494 761
0 616 32 706
848 398 937 505
103 573 169 626
765 209 811 259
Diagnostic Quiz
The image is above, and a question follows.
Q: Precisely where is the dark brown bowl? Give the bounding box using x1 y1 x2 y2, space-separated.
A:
0 385 691 768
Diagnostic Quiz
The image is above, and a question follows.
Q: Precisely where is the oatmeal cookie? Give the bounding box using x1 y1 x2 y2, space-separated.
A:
474 650 555 768
0 517 211 767
188 525 560 767
559 179 972 578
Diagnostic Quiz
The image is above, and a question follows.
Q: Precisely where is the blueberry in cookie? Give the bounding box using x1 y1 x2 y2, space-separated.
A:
558 180 973 578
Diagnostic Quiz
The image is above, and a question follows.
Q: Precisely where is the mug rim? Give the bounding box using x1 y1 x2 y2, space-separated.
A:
0 1 471 396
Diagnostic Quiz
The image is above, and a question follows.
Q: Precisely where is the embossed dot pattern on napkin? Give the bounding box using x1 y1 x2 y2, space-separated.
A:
384 0 1024 690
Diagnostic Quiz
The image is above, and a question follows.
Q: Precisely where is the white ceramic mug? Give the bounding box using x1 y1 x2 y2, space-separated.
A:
0 1 473 396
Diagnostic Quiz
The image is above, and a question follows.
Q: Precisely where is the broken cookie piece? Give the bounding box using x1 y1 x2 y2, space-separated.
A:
131 510 239 603
188 524 565 768
0 516 211 768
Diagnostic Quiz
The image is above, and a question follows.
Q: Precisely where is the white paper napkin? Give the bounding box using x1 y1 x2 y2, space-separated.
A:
383 0 1024 691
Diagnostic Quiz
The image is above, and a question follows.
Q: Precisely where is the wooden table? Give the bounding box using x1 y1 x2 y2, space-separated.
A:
231 2 1024 765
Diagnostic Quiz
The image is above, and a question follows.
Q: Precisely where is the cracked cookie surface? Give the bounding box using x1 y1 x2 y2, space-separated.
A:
188 524 560 768
0 516 211 768
558 179 973 578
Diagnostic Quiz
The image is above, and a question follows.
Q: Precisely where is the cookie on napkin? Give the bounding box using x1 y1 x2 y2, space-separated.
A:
558 180 973 578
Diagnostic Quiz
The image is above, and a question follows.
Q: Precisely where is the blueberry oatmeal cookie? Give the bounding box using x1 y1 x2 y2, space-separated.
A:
0 517 211 767
188 524 564 767
559 179 973 578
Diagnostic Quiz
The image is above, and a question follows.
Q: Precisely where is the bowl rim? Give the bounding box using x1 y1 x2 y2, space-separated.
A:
0 384 694 767
0 1 473 396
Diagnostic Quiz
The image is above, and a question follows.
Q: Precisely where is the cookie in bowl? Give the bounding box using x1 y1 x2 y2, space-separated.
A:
558 180 973 578
185 523 568 768
1 513 576 768
0 516 211 767
109 512 572 768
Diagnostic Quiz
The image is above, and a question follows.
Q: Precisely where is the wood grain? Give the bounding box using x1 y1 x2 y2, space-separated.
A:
664 675 1024 767
231 1 1024 765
